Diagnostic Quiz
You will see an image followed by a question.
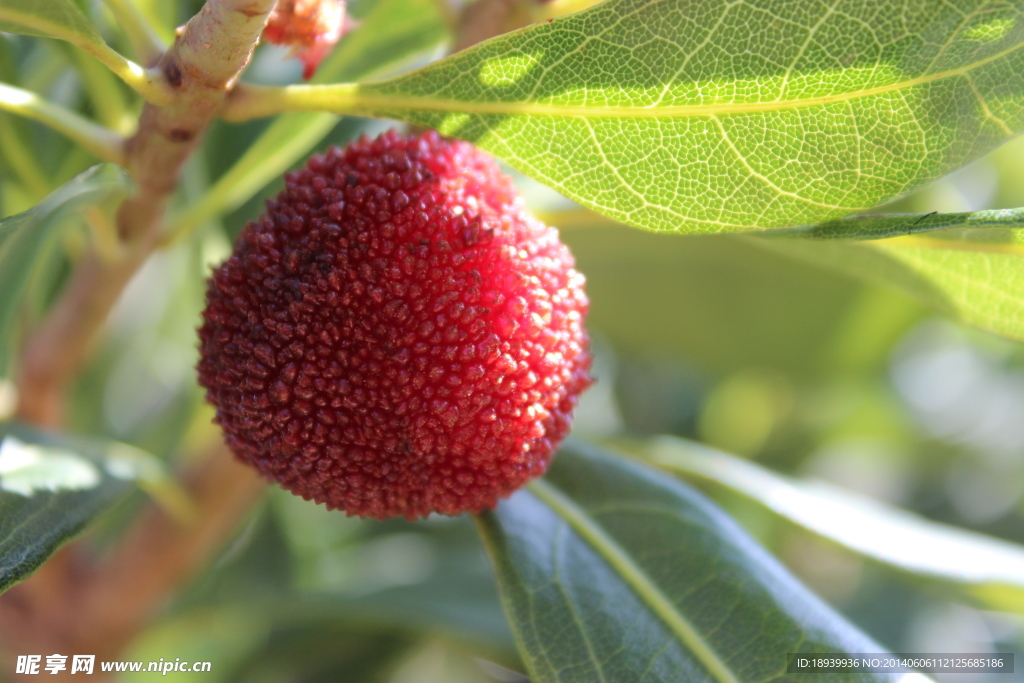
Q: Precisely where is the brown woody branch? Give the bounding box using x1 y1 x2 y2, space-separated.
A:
75 444 266 660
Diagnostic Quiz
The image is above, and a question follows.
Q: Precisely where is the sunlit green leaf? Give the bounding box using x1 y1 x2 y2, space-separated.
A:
643 436 1024 613
0 422 156 594
0 163 130 375
302 0 1024 233
0 434 103 495
477 440 898 683
754 230 1024 341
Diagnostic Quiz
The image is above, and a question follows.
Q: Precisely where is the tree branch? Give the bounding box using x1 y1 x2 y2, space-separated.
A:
76 443 267 660
15 0 277 427
4 1 279 662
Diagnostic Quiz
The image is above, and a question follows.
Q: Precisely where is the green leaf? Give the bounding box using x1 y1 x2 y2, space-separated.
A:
477 440 897 683
325 523 514 652
0 0 103 42
0 0 162 102
217 509 515 653
0 163 130 375
0 422 154 594
171 0 446 237
775 207 1024 240
643 437 1024 613
752 230 1024 341
299 0 1024 233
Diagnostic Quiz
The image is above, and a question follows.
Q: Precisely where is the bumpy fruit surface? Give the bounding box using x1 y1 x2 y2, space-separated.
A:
262 0 348 79
197 131 591 519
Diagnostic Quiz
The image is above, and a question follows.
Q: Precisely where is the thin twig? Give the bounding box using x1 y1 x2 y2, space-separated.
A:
67 46 138 134
222 0 537 123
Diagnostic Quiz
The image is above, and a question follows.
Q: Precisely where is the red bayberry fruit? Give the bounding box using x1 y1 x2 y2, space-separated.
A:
197 131 591 519
262 0 350 79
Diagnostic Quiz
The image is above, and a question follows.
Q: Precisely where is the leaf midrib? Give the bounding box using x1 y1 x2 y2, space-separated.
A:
526 479 742 683
297 38 1024 120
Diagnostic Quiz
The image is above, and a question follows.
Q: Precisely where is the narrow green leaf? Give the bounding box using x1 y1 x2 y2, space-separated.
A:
99 0 166 65
478 440 900 683
268 0 1024 233
0 0 163 102
0 422 156 594
170 0 446 238
0 0 102 42
0 81 126 163
775 207 1024 240
0 164 130 375
643 437 1024 613
752 231 1024 341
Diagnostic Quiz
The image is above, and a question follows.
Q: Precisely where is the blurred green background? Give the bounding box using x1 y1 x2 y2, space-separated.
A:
2 0 1024 680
